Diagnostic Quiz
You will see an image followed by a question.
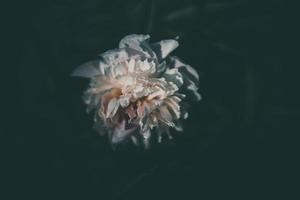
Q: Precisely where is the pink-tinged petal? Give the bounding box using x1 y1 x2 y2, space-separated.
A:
157 106 175 127
164 98 181 119
100 88 122 115
106 97 119 118
125 105 137 120
137 100 145 119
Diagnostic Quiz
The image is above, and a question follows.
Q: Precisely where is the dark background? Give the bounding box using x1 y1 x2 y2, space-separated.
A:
2 0 298 199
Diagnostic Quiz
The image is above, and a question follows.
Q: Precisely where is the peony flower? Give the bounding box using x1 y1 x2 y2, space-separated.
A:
72 34 201 148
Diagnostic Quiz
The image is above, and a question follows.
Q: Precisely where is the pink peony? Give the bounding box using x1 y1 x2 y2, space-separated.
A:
72 34 201 148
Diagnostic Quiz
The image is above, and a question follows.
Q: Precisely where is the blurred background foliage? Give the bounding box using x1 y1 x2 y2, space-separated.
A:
2 0 298 199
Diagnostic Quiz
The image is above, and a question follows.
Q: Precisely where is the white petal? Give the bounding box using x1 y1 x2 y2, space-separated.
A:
158 106 175 127
183 112 189 119
106 98 119 118
119 96 130 107
127 58 135 73
101 49 129 65
71 60 101 78
119 34 150 48
151 39 179 60
163 68 184 88
140 60 151 71
185 77 202 101
112 64 127 77
165 98 181 119
171 56 199 81
174 122 183 131
98 60 110 76
131 136 139 146
119 34 155 58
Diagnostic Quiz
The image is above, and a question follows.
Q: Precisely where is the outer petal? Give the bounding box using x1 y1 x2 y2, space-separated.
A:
180 72 202 101
71 59 101 78
151 39 179 61
164 97 181 119
169 56 199 82
119 34 156 58
162 68 184 88
119 34 150 47
154 61 167 76
169 57 201 101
